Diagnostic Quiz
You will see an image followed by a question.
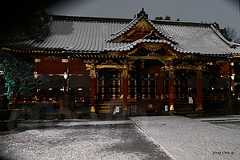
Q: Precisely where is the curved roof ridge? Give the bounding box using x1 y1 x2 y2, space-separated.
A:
107 15 178 44
152 19 212 27
49 14 132 23
147 19 177 44
210 24 240 48
109 16 139 37
105 38 176 52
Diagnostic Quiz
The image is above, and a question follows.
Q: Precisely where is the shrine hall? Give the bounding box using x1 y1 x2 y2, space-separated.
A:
2 9 240 116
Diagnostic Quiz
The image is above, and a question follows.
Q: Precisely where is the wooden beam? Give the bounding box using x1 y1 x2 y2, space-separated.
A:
128 56 166 63
96 64 126 69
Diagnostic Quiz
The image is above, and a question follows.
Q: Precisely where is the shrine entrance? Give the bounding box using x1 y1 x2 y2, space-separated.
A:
97 69 121 102
128 59 165 115
174 70 196 113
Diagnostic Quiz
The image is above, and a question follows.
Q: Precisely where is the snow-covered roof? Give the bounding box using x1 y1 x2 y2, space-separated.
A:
8 10 240 57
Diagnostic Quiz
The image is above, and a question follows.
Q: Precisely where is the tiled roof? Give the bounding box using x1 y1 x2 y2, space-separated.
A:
6 12 240 57
107 15 176 44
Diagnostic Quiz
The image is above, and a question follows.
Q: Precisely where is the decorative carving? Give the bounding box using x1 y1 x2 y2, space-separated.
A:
142 43 164 52
144 30 163 40
128 61 135 71
96 64 125 69
86 64 96 78
90 69 96 78
126 44 177 64
122 65 128 78
137 8 148 19
162 64 205 71
111 18 156 43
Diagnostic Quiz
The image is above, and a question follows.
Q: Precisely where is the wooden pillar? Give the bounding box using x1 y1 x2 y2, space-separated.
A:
63 76 69 95
230 62 235 95
159 72 164 100
34 59 40 99
33 71 39 100
63 58 70 94
101 74 104 100
122 65 128 113
156 72 164 112
89 65 97 113
195 69 203 112
62 59 70 111
168 69 175 111
134 78 137 100
227 61 235 114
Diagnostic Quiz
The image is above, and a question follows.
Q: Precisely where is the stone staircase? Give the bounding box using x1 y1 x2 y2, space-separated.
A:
174 99 194 114
98 105 112 114
97 99 124 120
98 99 123 114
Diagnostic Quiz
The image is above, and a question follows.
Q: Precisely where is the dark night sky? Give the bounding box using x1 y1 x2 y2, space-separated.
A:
47 0 240 37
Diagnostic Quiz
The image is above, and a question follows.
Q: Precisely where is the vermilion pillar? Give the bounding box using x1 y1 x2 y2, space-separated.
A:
122 66 128 113
157 72 164 112
168 70 175 111
195 70 203 112
230 62 235 94
159 72 164 100
89 66 97 113
228 62 235 114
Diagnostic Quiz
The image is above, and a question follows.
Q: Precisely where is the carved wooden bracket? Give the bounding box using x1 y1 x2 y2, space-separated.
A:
86 64 96 78
121 65 128 78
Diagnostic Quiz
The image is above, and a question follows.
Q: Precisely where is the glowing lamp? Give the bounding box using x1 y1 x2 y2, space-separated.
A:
63 72 68 79
34 72 38 79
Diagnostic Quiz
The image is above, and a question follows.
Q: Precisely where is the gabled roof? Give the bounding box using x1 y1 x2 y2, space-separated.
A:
4 9 240 57
108 8 176 44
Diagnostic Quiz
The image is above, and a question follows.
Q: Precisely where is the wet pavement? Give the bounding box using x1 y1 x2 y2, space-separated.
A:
131 116 240 160
0 121 171 160
209 121 240 130
199 115 240 130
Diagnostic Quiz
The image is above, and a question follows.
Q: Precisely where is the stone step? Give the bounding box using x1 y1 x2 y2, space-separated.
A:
98 109 112 114
98 100 123 114
99 106 112 109
175 104 194 114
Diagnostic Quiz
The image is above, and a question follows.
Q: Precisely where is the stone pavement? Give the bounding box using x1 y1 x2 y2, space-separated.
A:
131 116 240 160
0 120 171 160
16 119 133 129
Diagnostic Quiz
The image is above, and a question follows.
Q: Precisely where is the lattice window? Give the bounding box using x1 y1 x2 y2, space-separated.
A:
128 73 137 99
97 70 120 101
141 73 156 99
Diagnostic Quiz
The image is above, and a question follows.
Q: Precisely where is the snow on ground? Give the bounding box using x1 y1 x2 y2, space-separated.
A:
0 122 171 160
131 116 240 160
